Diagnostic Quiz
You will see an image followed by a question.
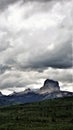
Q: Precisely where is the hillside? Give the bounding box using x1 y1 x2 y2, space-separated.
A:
0 96 73 130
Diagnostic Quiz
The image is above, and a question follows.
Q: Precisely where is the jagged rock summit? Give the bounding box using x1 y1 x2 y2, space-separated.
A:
10 88 32 96
24 88 32 94
39 79 60 94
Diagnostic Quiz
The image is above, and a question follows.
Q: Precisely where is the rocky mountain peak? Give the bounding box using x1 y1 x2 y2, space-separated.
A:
10 88 32 96
44 79 59 88
40 79 60 94
24 88 32 93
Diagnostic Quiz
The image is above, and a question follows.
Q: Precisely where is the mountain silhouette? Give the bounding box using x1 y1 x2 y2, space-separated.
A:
0 79 73 106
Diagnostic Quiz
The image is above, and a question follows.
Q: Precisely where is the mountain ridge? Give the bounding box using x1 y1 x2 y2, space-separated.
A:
0 79 73 106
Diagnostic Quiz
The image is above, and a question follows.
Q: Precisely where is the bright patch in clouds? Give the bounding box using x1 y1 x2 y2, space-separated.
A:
0 0 72 94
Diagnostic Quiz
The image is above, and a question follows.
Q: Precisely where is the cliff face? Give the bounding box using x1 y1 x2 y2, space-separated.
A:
39 79 60 94
0 92 3 96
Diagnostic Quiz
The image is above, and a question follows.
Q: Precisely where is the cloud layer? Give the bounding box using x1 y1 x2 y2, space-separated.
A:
0 0 73 94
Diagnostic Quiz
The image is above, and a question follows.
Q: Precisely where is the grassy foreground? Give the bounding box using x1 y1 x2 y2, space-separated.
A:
0 97 73 130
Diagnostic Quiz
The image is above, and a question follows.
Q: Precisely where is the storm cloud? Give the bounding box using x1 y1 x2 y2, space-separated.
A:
0 0 73 94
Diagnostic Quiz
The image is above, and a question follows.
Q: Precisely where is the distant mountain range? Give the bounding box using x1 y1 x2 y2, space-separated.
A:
0 79 73 106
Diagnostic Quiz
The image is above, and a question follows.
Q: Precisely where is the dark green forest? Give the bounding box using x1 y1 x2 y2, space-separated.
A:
0 96 73 130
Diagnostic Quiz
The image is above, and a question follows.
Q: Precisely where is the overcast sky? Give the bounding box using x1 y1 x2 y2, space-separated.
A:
0 0 73 95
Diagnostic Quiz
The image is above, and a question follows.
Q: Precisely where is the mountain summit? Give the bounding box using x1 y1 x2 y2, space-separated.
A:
39 79 60 94
24 88 32 94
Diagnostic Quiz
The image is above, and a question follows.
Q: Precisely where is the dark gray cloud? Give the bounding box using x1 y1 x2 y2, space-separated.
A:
0 0 68 11
0 0 51 10
16 37 72 71
0 64 11 74
0 0 19 10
